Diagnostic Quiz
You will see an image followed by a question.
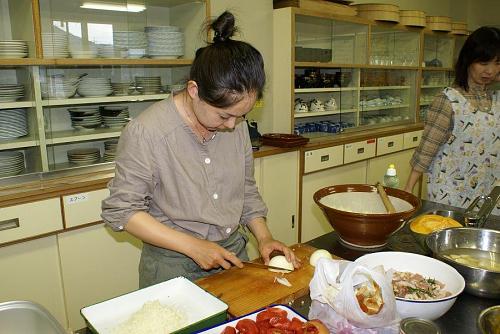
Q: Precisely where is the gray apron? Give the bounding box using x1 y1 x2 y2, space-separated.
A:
138 231 249 288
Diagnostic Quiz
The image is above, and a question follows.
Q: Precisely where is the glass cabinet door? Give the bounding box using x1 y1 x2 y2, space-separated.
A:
370 26 420 66
359 69 416 126
294 67 358 137
41 64 190 171
423 33 455 68
38 0 206 59
419 70 454 120
295 14 368 65
0 0 36 58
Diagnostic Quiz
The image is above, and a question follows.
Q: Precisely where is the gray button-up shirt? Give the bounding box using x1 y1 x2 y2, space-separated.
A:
101 96 268 241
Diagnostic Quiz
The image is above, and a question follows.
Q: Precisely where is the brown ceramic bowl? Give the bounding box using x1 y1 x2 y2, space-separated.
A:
313 184 421 248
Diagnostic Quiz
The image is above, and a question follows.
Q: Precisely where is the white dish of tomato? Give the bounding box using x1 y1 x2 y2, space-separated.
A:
196 304 328 334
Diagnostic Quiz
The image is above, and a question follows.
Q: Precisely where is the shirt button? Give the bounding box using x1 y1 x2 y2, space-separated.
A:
213 193 218 199
205 158 211 164
226 227 231 234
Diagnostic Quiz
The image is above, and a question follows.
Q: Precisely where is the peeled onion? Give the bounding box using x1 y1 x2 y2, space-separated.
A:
268 255 294 273
309 249 333 267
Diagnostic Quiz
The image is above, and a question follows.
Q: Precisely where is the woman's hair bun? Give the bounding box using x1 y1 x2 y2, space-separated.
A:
211 11 237 43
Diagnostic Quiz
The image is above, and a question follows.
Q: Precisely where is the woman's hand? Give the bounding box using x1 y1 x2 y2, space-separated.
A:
258 237 301 269
187 238 244 270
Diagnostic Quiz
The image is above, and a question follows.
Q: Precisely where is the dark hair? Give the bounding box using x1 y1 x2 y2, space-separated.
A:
189 11 265 108
454 26 500 91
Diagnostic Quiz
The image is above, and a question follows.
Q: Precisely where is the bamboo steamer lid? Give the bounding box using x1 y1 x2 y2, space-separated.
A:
354 3 400 23
426 16 452 32
399 10 426 27
452 21 468 35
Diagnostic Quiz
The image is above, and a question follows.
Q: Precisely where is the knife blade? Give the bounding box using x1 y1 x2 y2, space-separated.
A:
241 261 293 272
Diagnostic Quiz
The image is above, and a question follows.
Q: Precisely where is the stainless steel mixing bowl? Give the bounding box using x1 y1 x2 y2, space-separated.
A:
478 305 500 334
426 227 500 298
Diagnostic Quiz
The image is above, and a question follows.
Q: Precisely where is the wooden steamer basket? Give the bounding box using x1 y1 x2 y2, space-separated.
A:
426 15 452 32
399 10 426 28
353 3 400 23
452 21 468 35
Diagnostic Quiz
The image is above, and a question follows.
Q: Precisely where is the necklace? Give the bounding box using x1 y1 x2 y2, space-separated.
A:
178 94 216 143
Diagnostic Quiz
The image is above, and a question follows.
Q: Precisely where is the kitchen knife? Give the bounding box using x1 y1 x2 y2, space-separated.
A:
241 261 293 272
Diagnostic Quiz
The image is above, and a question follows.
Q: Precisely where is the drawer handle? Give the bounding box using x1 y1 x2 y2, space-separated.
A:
412 136 418 142
357 148 364 154
388 141 394 147
0 218 19 232
321 154 330 162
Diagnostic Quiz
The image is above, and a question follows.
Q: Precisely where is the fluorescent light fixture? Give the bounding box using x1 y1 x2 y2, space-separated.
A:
80 2 146 12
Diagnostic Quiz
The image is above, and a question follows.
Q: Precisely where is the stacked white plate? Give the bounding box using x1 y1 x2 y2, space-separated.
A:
0 84 25 102
0 151 25 177
0 40 28 58
113 31 147 58
100 106 129 128
42 32 69 58
67 148 101 165
41 75 79 99
103 139 118 162
77 77 112 97
145 26 184 59
111 82 134 96
97 44 125 58
0 109 28 139
67 106 102 130
135 76 162 94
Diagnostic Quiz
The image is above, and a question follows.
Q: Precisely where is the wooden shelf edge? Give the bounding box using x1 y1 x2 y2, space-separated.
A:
0 58 55 66
53 58 193 66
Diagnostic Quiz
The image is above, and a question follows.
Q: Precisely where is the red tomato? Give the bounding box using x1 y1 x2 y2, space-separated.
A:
221 325 236 334
290 317 305 334
269 316 291 329
257 319 273 334
265 329 295 334
256 307 288 322
236 318 259 334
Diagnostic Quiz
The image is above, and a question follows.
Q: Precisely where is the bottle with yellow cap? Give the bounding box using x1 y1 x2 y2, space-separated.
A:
383 164 400 188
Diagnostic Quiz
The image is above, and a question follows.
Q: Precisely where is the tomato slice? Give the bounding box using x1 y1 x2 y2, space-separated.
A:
256 307 288 322
236 318 259 334
221 325 237 334
269 316 291 329
290 317 305 334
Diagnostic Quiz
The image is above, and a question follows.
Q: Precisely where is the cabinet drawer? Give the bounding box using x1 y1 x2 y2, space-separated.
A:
344 139 376 164
304 145 343 173
403 130 423 149
0 198 63 244
377 134 404 156
63 189 110 228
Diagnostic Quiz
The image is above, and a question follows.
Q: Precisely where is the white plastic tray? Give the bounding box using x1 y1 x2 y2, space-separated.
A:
81 276 228 333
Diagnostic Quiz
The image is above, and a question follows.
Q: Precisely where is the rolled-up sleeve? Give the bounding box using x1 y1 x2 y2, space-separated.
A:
239 123 268 225
101 121 155 231
410 92 453 172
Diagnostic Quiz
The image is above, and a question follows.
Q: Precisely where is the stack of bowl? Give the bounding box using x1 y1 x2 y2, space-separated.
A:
77 77 112 97
40 75 79 99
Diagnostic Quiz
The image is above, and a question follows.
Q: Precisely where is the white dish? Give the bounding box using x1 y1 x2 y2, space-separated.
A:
355 252 465 320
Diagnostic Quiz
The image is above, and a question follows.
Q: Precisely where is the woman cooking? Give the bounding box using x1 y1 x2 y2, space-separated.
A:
101 11 299 288
404 26 499 213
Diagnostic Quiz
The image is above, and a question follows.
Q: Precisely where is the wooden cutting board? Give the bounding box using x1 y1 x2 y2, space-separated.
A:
196 244 338 317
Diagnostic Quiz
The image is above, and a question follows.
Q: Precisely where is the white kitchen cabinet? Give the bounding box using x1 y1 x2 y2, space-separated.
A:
62 188 109 228
366 149 417 195
57 224 142 331
0 236 67 329
301 160 367 242
244 152 299 260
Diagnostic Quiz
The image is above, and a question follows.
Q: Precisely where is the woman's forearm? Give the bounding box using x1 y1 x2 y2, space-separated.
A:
404 169 423 193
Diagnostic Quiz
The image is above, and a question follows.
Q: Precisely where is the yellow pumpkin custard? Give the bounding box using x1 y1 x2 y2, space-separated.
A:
410 214 462 235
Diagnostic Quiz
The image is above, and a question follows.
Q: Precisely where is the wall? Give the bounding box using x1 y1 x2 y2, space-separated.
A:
210 0 275 134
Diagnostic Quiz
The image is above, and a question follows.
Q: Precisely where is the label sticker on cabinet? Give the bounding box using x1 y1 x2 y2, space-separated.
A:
66 193 89 205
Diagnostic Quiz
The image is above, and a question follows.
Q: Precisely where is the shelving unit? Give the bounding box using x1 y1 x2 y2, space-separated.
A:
0 0 208 178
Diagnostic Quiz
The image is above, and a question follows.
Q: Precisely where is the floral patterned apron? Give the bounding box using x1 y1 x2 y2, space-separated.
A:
427 87 499 214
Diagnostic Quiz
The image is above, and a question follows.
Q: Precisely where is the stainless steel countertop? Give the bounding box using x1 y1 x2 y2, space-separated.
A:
294 200 500 334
